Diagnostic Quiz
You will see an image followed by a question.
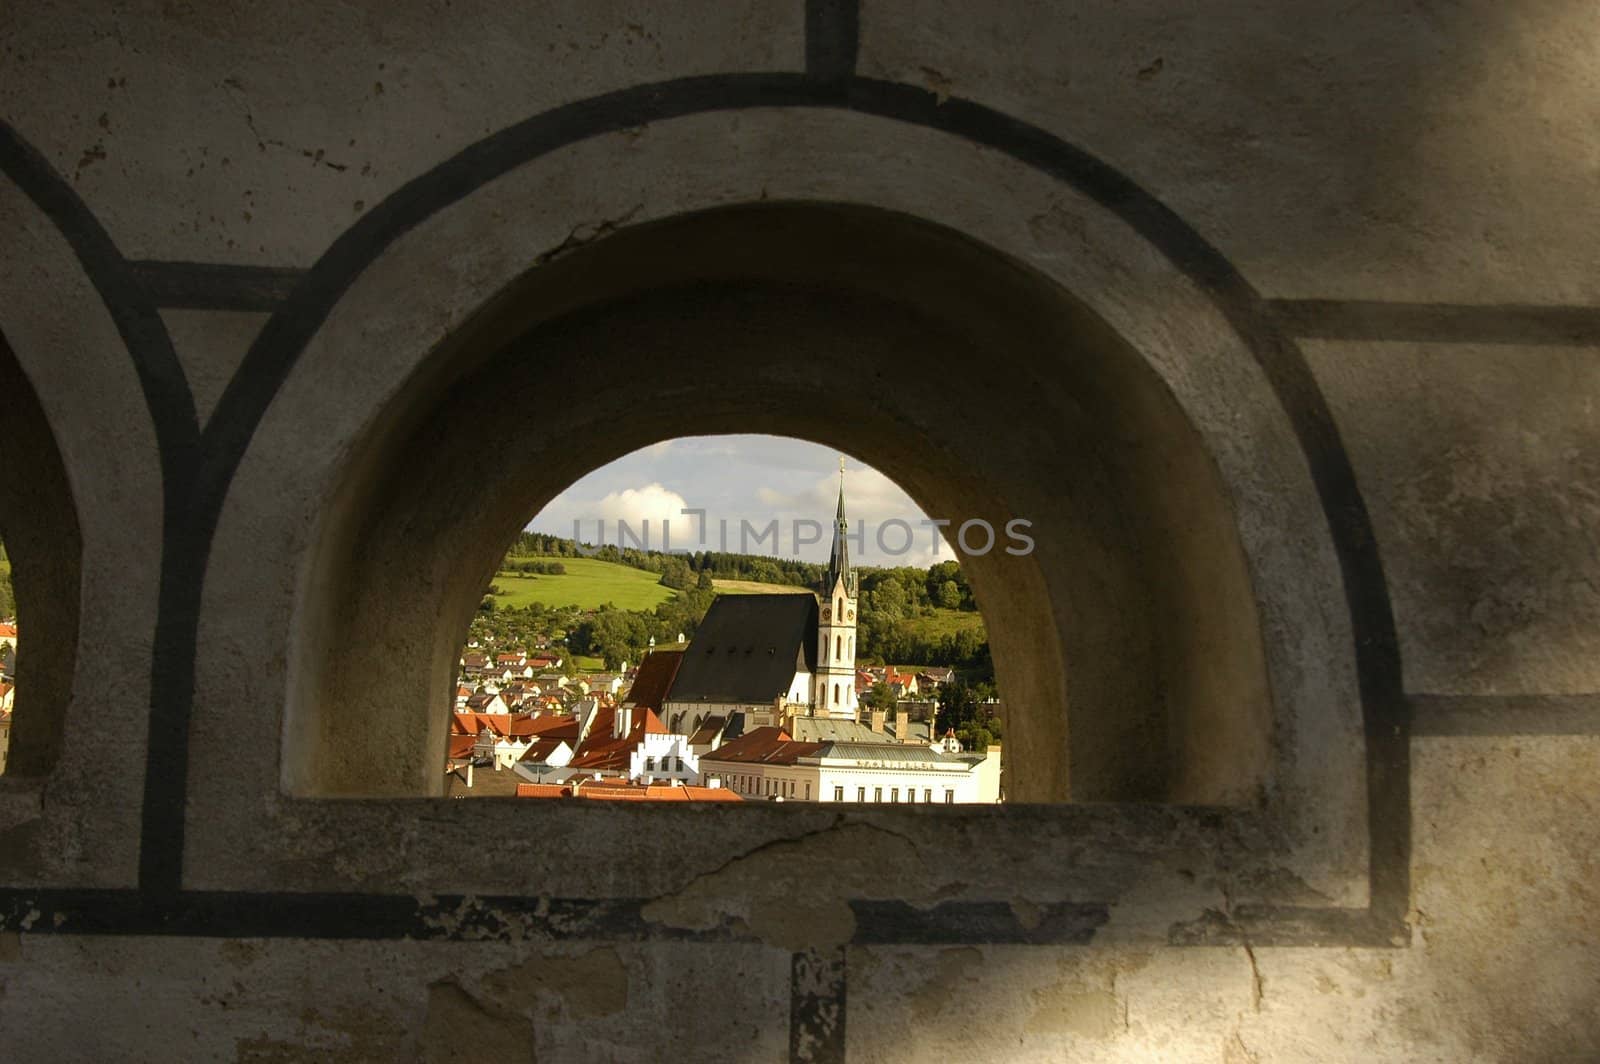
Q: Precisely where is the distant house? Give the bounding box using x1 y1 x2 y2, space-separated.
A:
582 673 624 697
883 667 918 697
0 623 16 653
464 691 509 715
916 667 954 690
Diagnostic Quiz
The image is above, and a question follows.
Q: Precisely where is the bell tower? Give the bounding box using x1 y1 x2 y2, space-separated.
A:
815 458 860 720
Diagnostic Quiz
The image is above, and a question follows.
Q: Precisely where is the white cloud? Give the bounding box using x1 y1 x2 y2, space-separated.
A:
526 435 953 567
535 482 701 550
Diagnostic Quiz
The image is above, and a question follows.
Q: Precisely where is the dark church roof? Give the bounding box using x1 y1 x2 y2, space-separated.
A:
666 594 819 704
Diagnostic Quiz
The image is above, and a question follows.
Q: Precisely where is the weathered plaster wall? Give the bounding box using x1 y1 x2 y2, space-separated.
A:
1 1 1597 1060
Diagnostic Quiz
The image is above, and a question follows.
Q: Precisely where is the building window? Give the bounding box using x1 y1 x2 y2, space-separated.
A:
821 638 827 662
645 756 655 771
857 787 866 802
836 596 842 615
924 789 933 803
835 634 842 658
945 790 954 804
674 756 683 771
833 786 843 801
833 683 840 705
890 788 899 803
806 783 812 800
874 787 883 803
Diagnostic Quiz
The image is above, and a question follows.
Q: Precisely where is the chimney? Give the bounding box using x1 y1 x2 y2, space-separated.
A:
870 708 887 734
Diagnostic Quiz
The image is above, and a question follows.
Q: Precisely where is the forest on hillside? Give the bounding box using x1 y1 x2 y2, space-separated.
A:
471 534 992 680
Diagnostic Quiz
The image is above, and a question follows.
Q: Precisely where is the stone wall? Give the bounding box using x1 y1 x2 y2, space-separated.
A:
1 2 1596 1060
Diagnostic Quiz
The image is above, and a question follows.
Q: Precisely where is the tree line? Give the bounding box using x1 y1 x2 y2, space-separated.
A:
489 533 993 682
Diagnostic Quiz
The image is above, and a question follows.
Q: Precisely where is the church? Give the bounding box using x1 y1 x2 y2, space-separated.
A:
660 467 862 736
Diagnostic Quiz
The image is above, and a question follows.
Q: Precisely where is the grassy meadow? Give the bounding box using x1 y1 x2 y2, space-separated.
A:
488 557 676 611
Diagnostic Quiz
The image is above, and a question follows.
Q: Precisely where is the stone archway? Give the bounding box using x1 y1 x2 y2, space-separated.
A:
289 203 1277 807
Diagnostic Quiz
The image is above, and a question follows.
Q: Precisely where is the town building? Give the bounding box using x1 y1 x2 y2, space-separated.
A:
699 725 1002 804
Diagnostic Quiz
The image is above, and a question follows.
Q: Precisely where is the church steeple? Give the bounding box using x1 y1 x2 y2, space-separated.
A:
814 458 859 720
824 458 855 597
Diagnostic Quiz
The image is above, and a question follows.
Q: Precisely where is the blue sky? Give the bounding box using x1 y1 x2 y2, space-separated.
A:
527 435 950 567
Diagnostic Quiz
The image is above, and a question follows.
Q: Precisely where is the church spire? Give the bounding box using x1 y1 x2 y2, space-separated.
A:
825 457 854 595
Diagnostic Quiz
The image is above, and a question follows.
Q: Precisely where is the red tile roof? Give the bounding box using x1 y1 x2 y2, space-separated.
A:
686 715 727 747
622 648 685 712
515 783 571 799
697 726 824 766
566 706 668 772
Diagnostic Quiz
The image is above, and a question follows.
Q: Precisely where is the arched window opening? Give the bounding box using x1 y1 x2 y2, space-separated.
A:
0 332 82 781
291 203 1283 812
433 434 1005 803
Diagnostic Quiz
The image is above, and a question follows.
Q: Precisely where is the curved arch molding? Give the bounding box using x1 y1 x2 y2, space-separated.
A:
0 53 1406 952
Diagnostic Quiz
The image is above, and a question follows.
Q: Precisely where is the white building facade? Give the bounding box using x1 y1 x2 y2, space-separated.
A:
702 737 1002 805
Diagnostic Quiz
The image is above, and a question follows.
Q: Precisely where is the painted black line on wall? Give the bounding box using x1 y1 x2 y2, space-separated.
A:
0 884 1415 949
0 127 198 439
0 122 206 902
129 260 305 312
1271 299 1600 347
1409 693 1600 736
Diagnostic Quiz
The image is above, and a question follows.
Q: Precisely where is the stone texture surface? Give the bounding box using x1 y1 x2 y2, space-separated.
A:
1309 340 1600 695
0 1 1596 1059
859 0 1600 304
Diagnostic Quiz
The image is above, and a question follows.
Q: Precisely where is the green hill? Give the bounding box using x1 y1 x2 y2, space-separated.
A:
901 608 985 640
711 578 813 596
487 557 676 611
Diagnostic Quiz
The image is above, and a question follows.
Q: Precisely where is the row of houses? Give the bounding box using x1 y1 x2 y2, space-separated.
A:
855 664 954 699
447 596 1001 804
